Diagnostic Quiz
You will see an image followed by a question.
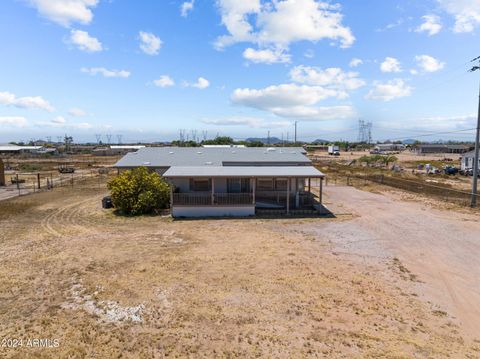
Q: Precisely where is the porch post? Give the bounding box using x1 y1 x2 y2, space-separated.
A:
308 178 311 194
211 177 215 205
286 177 290 214
319 177 323 205
170 184 173 209
252 178 256 205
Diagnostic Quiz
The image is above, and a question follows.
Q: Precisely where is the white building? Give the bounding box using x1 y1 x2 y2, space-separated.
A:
461 150 480 171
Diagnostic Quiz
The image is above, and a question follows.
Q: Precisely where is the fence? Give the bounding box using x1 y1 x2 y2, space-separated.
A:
1 169 110 200
336 172 480 207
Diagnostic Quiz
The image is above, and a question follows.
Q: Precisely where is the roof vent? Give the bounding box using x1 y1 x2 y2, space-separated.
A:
266 147 276 151
169 151 174 154
143 161 151 165
205 161 213 165
197 151 202 154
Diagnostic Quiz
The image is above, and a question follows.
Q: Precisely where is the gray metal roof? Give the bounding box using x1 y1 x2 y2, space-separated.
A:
114 147 310 168
163 166 325 178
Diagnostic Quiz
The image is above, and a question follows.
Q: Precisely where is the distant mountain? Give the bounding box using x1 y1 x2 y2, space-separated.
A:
245 137 284 144
311 139 331 144
402 139 417 145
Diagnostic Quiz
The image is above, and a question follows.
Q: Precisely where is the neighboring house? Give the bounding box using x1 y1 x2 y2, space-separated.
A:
413 144 473 155
93 145 145 156
461 150 480 171
114 147 325 217
374 143 405 152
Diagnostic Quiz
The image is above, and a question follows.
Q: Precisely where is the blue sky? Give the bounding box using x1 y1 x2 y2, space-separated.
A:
0 0 479 143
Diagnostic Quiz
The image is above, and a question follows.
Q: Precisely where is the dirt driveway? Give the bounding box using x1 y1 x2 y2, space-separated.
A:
307 185 480 337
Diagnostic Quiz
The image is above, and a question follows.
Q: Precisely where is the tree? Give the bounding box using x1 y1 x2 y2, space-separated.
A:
382 155 398 168
107 167 171 215
202 136 235 145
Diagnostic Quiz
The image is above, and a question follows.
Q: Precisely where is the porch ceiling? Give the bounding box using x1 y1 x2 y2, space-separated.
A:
163 166 325 178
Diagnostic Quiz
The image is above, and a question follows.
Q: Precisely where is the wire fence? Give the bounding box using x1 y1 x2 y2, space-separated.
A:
1 168 111 200
325 171 479 207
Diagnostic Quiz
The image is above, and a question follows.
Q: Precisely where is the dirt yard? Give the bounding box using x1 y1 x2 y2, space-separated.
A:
0 180 479 357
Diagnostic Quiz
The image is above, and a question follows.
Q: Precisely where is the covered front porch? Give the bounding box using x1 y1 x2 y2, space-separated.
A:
163 166 325 217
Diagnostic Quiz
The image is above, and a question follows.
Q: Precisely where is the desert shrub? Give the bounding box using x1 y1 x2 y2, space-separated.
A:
107 167 170 215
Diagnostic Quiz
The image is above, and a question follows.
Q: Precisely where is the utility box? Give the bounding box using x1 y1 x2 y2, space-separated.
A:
0 159 5 186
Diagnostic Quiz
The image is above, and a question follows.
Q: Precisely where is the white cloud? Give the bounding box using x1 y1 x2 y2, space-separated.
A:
69 29 102 52
378 115 476 132
349 58 363 68
181 0 195 17
437 0 480 33
186 77 210 89
415 15 442 35
201 116 291 128
75 122 92 129
289 65 366 93
0 116 28 127
68 107 87 117
26 0 98 27
52 116 66 124
415 55 445 72
243 47 291 64
0 91 55 112
231 83 355 121
81 67 131 78
215 0 355 57
139 31 162 55
380 57 402 73
154 75 175 88
366 79 413 102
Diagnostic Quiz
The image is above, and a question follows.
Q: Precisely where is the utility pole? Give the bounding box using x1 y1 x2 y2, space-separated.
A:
470 56 480 207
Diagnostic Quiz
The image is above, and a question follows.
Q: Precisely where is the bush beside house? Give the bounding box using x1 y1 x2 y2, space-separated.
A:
107 167 170 215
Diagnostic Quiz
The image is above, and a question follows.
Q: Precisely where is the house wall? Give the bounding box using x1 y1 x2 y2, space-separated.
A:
172 205 255 218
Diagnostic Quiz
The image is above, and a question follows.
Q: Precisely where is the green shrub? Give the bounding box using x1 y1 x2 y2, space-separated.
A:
107 167 170 215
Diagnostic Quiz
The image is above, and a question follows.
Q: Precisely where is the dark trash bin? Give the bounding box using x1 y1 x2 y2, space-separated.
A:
102 196 113 209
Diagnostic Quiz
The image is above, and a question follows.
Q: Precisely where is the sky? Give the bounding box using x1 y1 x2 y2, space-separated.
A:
0 0 480 144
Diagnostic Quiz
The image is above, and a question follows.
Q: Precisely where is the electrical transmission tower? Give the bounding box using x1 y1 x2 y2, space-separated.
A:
358 120 373 144
202 131 208 141
106 134 112 144
117 134 123 144
95 134 102 144
179 129 186 142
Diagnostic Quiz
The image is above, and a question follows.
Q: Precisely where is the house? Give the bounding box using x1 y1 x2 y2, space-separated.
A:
413 144 473 155
114 147 325 217
461 150 480 171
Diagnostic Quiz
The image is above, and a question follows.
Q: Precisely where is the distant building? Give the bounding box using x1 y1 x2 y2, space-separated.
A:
0 144 43 154
413 144 473 155
374 143 405 152
461 151 480 171
93 145 145 156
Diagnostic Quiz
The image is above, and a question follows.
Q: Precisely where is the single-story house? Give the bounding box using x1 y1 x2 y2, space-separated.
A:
114 147 325 217
461 150 480 171
413 144 473 155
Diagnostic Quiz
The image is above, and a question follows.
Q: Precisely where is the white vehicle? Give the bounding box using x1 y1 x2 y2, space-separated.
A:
328 145 340 156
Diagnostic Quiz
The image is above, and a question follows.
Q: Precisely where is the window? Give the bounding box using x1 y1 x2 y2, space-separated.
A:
227 178 250 193
189 178 211 192
275 178 288 191
257 178 274 191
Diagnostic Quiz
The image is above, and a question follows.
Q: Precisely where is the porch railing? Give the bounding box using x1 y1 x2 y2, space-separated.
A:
172 191 315 207
173 192 253 206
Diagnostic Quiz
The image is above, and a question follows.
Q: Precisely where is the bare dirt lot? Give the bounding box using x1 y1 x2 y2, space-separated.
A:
0 180 479 357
